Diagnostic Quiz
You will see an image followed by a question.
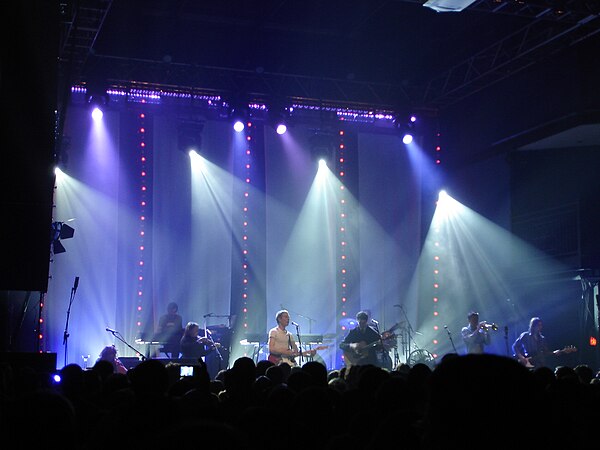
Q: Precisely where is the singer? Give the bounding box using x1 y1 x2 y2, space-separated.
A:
461 311 491 354
267 309 316 366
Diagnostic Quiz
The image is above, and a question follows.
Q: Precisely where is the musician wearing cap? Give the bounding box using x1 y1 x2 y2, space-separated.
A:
461 311 494 354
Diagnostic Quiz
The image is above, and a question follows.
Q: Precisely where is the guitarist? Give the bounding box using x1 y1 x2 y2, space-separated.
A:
339 311 382 368
268 309 302 366
512 316 575 369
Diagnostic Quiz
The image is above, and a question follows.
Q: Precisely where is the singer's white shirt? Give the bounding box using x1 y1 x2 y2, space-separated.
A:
268 326 298 356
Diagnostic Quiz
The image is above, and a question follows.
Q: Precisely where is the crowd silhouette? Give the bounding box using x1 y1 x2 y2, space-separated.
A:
1 352 598 449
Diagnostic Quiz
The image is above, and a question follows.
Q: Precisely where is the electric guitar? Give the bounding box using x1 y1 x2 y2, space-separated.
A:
268 345 329 367
518 345 577 368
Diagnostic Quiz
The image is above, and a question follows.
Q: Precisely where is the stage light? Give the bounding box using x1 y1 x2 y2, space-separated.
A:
318 158 327 168
91 107 103 121
394 113 417 144
177 120 204 152
233 120 245 132
85 78 109 120
423 0 477 13
51 221 75 254
309 130 336 165
268 101 291 135
228 96 249 132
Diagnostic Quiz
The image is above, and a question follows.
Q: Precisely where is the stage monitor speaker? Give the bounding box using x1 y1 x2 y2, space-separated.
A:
118 356 144 370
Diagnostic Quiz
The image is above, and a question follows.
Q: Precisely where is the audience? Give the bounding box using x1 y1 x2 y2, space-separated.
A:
3 352 599 450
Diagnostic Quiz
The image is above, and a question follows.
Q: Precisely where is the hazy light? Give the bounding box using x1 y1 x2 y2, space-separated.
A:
402 134 413 144
318 159 327 168
276 124 287 135
438 190 448 200
91 107 103 121
233 121 245 132
189 149 205 172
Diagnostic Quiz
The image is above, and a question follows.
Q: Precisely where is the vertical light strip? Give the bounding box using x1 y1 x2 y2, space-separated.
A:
136 110 148 336
241 120 253 332
36 293 46 352
338 129 349 334
432 129 442 357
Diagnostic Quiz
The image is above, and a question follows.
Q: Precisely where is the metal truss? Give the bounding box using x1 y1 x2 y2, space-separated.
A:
58 0 600 112
59 0 114 87
420 9 600 109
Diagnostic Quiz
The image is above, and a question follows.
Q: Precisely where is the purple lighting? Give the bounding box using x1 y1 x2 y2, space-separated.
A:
91 107 103 121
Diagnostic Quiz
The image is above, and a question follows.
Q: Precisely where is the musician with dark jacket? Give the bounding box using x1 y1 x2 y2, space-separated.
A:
512 316 576 369
339 311 381 368
180 321 220 359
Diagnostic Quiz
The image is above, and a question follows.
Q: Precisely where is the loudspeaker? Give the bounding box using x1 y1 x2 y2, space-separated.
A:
0 352 57 373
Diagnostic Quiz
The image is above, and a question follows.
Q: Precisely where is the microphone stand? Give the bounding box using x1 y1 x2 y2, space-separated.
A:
444 326 458 353
63 281 78 367
293 323 304 365
371 321 385 368
107 329 146 360
398 305 420 362
504 326 510 357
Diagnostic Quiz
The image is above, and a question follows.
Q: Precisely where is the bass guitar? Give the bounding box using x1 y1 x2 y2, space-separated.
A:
518 345 577 368
268 345 329 367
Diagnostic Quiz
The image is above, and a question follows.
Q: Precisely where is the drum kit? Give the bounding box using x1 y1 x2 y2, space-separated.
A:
375 320 435 369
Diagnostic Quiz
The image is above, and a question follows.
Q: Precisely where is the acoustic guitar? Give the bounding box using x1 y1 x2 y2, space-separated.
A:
343 323 401 369
343 340 381 368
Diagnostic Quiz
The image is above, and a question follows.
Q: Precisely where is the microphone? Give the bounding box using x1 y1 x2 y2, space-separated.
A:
444 325 448 329
393 304 402 307
72 276 80 293
105 327 117 334
203 313 213 318
291 321 299 327
371 319 379 325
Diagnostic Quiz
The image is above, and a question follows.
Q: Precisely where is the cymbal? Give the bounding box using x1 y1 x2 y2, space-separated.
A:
339 318 358 329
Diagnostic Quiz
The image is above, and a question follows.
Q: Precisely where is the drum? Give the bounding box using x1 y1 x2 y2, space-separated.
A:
382 334 397 352
377 350 393 370
407 349 435 368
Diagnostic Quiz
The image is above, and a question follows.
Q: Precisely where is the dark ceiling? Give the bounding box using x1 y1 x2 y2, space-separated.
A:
59 0 600 114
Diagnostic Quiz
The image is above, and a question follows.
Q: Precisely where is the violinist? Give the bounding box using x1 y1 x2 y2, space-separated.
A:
180 321 220 359
96 344 128 374
461 311 495 354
